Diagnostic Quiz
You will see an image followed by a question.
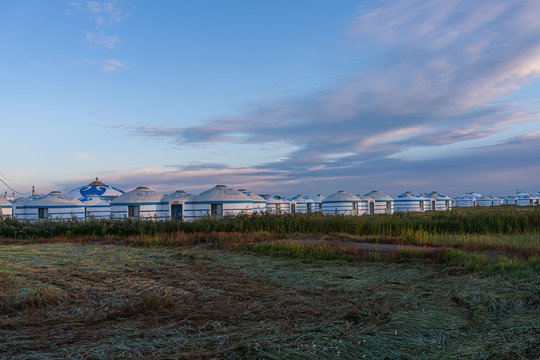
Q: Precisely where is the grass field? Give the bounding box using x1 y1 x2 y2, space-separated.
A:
1 208 539 359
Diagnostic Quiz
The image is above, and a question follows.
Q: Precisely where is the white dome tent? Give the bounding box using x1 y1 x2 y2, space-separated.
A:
162 190 195 221
313 194 325 213
322 191 362 215
514 193 537 206
362 190 393 215
69 177 124 200
0 197 13 218
190 185 253 220
111 187 168 220
238 189 267 213
394 192 428 212
263 196 287 214
422 191 453 211
80 195 111 219
502 195 516 205
477 195 497 207
16 191 85 221
289 195 316 214
455 192 482 207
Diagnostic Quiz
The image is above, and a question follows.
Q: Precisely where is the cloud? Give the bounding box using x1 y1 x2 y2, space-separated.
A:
101 59 129 71
85 32 120 48
112 0 540 195
67 0 130 26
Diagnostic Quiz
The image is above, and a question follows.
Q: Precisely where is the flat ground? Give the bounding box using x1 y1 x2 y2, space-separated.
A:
0 241 539 359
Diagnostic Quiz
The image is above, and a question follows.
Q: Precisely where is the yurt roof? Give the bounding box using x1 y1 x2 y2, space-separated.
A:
477 195 493 201
512 191 531 198
395 191 427 200
323 190 361 203
111 187 164 204
423 191 453 200
312 194 325 203
238 189 266 202
363 190 393 201
459 192 483 199
263 195 287 204
289 194 315 203
194 185 252 203
162 190 195 202
0 197 13 206
69 177 125 198
79 195 111 206
29 191 84 207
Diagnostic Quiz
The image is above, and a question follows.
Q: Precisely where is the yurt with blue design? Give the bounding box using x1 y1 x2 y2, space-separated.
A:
263 195 288 214
162 190 195 221
239 189 267 213
289 194 316 214
322 191 362 215
394 191 427 212
17 191 85 221
189 185 253 220
80 195 111 219
455 192 482 207
110 187 168 220
69 177 124 200
502 195 516 205
515 193 538 206
362 190 393 215
0 197 13 218
477 195 496 207
422 191 452 211
313 194 325 213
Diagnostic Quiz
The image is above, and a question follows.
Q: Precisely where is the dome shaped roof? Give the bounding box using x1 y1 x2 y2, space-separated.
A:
162 190 195 202
363 190 393 201
69 177 124 199
238 189 266 202
194 185 252 203
111 187 163 204
459 192 482 199
395 191 427 200
263 195 287 204
79 195 111 206
289 194 315 204
323 190 361 203
312 194 325 203
423 191 453 200
0 197 13 206
512 191 531 198
30 191 84 207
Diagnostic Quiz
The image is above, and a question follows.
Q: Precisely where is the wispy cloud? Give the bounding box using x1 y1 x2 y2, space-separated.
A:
101 59 129 72
85 32 120 48
67 0 130 26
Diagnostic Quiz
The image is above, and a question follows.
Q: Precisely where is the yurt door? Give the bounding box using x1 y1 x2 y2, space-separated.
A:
368 201 375 215
291 203 296 214
38 208 48 221
171 204 183 221
128 205 140 219
211 203 223 219
352 202 358 215
431 200 436 211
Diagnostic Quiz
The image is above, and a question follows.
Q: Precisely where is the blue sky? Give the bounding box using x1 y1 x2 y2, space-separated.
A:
2 0 540 198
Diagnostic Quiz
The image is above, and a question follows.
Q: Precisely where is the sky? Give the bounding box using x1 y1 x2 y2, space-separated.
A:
1 0 540 199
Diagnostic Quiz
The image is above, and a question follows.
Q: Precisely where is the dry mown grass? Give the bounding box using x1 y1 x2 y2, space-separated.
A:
0 242 539 359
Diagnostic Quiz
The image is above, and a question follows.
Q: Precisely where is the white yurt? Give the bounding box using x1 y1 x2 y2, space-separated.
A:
238 189 267 213
80 195 111 219
0 197 13 218
502 195 516 205
312 194 325 213
110 187 168 220
455 192 482 207
422 191 453 211
477 195 496 207
394 192 428 212
362 190 394 215
16 191 85 221
322 191 362 215
289 194 316 214
190 185 253 220
263 196 287 214
515 194 537 206
68 177 125 200
162 190 195 221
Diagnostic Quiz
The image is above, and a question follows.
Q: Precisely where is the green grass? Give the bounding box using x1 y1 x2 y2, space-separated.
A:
0 242 539 359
